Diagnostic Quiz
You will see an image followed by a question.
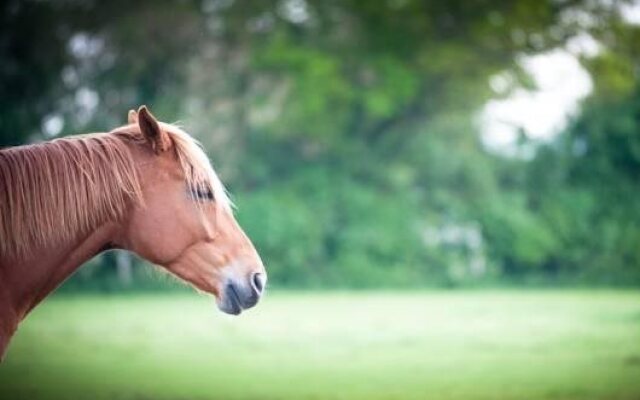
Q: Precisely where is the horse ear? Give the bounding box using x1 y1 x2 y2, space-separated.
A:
137 105 170 154
128 109 138 124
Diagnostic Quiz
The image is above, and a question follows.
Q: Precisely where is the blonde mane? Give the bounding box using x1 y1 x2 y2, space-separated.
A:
0 124 230 259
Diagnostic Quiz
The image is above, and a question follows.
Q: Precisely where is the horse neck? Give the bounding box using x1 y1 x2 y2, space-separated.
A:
0 273 17 360
0 221 120 358
0 134 146 359
1 134 143 311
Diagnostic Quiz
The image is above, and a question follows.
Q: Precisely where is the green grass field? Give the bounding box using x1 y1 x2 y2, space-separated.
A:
1 291 639 400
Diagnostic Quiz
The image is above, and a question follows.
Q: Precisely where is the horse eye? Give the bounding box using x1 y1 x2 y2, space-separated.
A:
189 187 215 201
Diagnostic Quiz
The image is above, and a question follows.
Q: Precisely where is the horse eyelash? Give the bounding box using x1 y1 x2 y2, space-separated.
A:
188 187 215 201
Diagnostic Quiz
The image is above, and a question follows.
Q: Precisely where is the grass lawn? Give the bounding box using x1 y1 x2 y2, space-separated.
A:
1 290 639 400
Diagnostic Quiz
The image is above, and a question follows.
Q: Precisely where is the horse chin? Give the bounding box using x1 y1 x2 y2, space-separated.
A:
216 285 243 315
216 296 243 315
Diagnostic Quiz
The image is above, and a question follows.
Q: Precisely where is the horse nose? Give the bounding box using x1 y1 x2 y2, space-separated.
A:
217 272 266 315
251 272 266 296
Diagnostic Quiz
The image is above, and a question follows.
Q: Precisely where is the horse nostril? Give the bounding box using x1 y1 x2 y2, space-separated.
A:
252 272 266 295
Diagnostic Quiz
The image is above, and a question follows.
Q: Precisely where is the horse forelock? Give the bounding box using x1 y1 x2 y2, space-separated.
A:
158 123 233 213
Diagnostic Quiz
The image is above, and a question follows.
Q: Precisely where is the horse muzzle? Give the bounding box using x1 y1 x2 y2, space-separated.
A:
217 272 266 315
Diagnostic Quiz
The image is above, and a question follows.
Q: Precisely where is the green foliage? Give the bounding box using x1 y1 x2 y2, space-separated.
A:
237 167 431 288
493 32 640 284
2 0 639 289
482 193 559 270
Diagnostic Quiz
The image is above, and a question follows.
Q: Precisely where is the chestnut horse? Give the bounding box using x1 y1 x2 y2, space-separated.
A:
0 106 266 359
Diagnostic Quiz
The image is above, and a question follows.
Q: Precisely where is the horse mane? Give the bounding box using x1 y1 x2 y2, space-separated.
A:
0 123 230 259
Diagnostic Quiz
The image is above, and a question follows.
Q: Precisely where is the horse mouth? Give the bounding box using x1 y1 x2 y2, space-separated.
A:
218 283 243 315
216 274 264 315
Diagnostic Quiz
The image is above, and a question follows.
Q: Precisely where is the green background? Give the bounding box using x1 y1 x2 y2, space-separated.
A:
3 0 640 288
2 1 640 399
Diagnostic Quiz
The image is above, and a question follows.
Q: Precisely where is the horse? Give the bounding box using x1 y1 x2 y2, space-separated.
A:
0 106 266 359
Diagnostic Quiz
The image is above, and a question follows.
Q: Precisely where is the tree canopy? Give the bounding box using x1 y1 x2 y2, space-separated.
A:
1 0 639 288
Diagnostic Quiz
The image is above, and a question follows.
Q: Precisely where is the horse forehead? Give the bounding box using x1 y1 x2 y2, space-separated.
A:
141 152 187 180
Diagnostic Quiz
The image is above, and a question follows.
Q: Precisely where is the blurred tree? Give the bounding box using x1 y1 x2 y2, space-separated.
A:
1 0 637 288
493 14 640 284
